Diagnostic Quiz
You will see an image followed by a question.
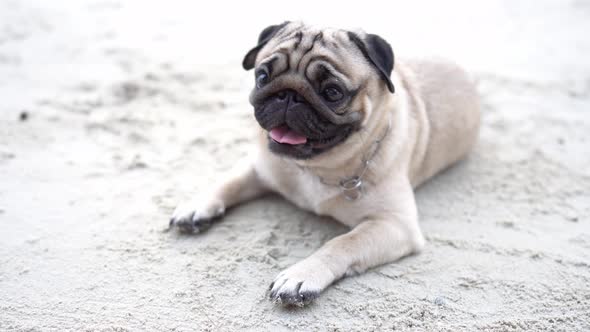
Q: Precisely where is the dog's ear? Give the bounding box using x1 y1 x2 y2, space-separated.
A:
348 32 395 93
242 22 290 70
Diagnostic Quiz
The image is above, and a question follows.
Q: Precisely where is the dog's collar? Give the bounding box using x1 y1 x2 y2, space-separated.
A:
318 117 391 201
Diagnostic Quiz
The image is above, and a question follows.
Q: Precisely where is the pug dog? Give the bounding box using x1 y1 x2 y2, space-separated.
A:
170 21 480 306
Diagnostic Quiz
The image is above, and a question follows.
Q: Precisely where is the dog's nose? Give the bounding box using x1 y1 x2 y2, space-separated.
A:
276 90 306 104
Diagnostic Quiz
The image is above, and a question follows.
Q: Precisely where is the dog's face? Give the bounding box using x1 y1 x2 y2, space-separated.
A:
243 22 395 159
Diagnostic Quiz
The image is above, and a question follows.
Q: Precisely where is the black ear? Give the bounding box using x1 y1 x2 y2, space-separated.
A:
242 22 290 70
347 32 395 93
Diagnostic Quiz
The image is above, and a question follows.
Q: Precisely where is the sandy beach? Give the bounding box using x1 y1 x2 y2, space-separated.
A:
1 0 589 331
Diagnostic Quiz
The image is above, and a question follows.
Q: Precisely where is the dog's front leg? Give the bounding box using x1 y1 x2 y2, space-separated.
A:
169 161 268 233
269 179 425 305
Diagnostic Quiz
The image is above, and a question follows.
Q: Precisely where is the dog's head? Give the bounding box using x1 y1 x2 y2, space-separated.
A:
243 22 395 160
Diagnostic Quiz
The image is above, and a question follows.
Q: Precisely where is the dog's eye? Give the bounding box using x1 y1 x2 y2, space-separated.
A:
322 86 344 102
256 71 269 88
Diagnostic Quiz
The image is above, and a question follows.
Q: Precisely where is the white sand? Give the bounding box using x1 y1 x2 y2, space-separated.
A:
1 1 589 331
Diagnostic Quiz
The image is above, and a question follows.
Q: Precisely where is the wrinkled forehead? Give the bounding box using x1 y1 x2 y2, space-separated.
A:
256 24 367 84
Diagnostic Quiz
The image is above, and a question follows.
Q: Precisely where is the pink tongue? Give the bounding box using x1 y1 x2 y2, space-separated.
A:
269 125 307 145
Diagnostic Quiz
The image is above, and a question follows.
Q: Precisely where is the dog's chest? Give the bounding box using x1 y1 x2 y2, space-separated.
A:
259 164 336 214
288 176 370 227
287 173 339 215
257 158 371 225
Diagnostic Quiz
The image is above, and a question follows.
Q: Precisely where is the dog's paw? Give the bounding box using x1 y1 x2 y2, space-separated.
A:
169 198 225 234
269 257 336 306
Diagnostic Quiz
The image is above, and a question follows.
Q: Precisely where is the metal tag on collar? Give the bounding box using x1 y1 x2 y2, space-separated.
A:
339 176 363 201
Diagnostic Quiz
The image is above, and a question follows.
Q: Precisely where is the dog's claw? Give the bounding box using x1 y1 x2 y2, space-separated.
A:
268 279 318 306
268 257 333 306
169 199 225 234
